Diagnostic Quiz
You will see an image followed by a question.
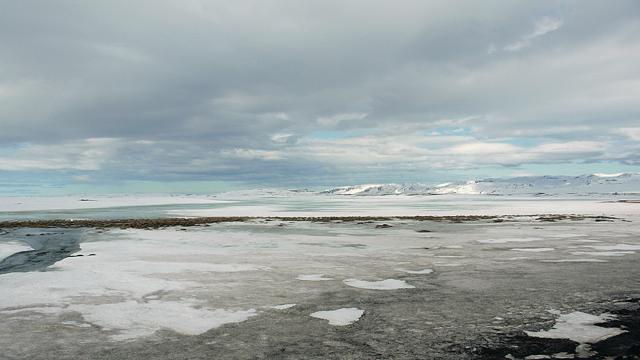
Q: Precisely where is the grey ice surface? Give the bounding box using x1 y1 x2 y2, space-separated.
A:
1 216 639 359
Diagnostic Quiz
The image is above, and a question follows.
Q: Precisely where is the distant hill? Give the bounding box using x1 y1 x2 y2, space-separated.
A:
321 173 640 196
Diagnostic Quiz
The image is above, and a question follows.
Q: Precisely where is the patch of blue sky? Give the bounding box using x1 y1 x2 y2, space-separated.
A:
503 137 540 147
423 127 473 136
0 144 24 156
307 129 369 140
0 170 242 196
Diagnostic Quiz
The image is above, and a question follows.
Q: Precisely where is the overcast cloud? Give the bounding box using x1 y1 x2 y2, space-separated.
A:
1 0 639 191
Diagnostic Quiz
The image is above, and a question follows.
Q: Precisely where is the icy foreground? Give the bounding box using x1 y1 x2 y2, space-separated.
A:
1 211 639 359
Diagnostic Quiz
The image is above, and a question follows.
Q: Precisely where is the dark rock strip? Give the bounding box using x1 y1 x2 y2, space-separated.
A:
0 214 621 230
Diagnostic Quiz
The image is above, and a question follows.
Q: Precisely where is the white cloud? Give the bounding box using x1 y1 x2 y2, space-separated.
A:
292 133 611 170
503 40 529 52
222 148 282 161
0 138 120 171
614 127 640 141
270 133 294 143
529 17 564 38
532 141 605 154
447 142 519 155
317 113 368 127
0 2 638 185
503 16 563 52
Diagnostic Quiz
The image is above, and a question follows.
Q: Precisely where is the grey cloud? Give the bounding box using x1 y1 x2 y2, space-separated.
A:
0 0 639 185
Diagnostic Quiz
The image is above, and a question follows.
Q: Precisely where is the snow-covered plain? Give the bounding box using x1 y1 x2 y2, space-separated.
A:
1 211 639 346
1 191 639 358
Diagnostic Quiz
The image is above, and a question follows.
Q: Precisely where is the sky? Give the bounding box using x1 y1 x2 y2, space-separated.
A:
1 1 639 194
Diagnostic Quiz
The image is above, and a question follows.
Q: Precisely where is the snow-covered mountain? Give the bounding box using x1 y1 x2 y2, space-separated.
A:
321 173 640 196
321 183 432 195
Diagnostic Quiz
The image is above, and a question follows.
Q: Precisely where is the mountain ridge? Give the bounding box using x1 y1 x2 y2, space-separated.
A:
321 173 640 196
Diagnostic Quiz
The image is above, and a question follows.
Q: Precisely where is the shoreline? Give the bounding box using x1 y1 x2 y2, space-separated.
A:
0 214 621 229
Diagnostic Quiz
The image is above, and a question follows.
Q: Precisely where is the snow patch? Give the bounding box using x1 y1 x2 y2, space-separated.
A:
67 300 256 340
525 311 626 344
310 308 364 326
511 248 555 252
593 172 625 178
270 304 296 310
60 321 92 328
478 237 544 244
550 352 575 359
343 279 415 290
297 274 333 281
570 251 635 257
322 184 386 195
585 244 640 251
